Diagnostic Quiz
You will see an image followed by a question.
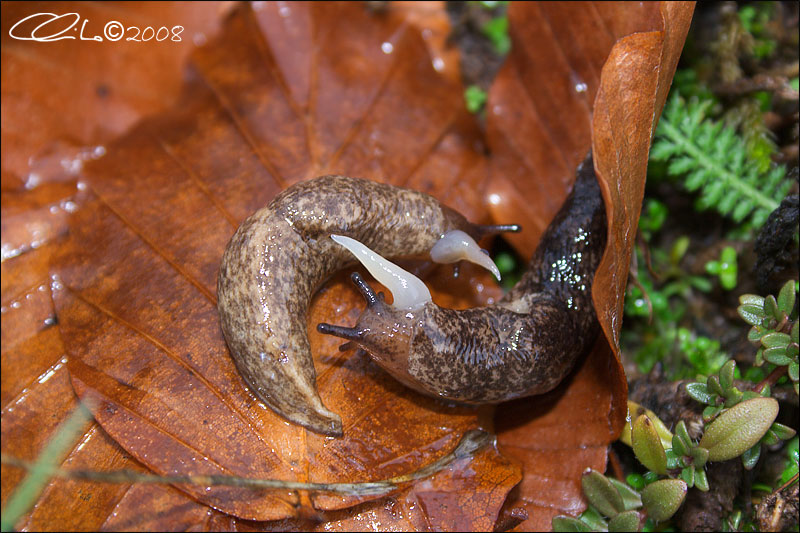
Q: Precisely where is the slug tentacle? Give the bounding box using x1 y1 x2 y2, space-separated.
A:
320 152 606 405
217 176 518 436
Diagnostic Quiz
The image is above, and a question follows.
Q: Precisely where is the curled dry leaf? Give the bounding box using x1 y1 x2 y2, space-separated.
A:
487 2 694 530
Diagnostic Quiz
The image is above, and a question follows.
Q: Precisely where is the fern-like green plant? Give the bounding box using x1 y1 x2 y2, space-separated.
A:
651 94 792 228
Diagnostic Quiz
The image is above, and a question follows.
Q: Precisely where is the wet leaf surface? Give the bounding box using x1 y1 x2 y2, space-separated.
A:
1 1 695 530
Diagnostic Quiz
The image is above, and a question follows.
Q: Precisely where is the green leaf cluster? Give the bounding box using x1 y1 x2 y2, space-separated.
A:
651 93 792 229
552 470 645 532
685 359 795 469
737 280 800 393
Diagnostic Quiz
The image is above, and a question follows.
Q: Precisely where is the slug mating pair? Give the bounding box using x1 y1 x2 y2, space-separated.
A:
217 153 606 437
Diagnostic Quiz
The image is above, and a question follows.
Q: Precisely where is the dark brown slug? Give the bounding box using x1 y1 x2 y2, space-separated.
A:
318 153 606 405
218 176 519 436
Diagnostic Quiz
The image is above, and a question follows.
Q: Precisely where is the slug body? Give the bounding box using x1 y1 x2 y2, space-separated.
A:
319 153 606 404
218 176 515 436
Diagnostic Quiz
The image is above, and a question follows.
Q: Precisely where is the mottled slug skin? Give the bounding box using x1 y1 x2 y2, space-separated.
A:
217 176 483 436
343 153 606 403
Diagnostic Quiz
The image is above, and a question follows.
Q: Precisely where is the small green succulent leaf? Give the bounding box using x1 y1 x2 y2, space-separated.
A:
580 507 610 531
748 326 767 342
641 479 687 522
741 443 761 470
788 361 799 382
694 468 709 492
761 429 780 447
707 375 725 396
672 434 690 458
791 321 798 343
608 478 643 511
675 420 692 444
755 346 765 366
719 360 736 390
763 347 792 366
723 388 743 408
686 382 713 404
608 510 641 533
761 332 791 348
765 295 781 321
699 397 779 461
770 423 797 441
551 516 596 532
664 448 680 469
702 404 723 422
738 304 765 326
632 415 668 475
739 294 765 307
582 469 625 518
691 445 709 468
626 474 645 491
680 466 695 487
643 472 659 486
777 280 796 315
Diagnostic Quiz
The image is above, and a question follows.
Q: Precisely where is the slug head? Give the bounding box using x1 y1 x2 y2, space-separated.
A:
317 273 417 374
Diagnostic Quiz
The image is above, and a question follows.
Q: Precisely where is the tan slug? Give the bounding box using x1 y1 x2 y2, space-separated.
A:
217 176 519 436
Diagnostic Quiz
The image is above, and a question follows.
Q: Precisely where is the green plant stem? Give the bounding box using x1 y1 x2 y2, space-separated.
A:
658 119 781 212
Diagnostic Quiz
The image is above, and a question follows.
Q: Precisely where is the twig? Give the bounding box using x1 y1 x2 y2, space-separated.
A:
1 429 492 503
754 365 789 394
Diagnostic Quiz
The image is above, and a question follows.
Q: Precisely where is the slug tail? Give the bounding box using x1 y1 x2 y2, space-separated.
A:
266 383 344 437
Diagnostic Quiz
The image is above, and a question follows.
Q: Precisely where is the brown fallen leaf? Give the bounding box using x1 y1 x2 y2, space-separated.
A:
1 1 695 531
486 2 695 529
15 1 518 527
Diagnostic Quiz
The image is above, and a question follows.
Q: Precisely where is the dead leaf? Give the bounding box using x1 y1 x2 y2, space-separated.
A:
22 1 517 526
486 2 695 529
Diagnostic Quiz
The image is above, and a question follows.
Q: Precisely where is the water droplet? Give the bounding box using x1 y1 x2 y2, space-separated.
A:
25 173 41 190
381 41 394 54
432 57 445 71
488 193 502 205
575 82 588 93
